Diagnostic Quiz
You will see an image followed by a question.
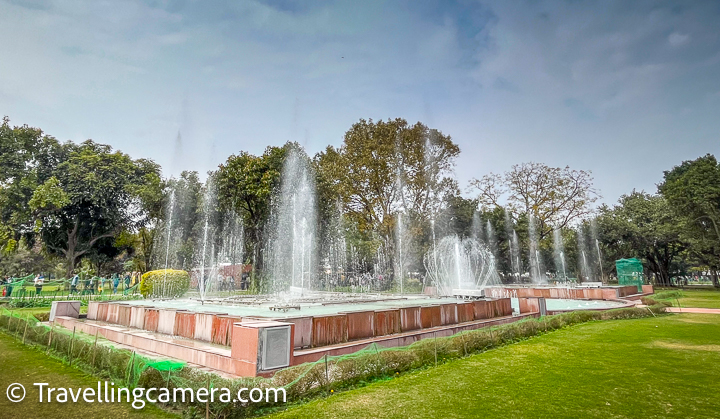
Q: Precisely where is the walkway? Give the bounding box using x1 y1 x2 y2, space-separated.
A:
665 307 720 314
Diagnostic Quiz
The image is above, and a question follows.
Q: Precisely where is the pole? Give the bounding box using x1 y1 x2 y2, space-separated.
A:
92 329 99 369
46 322 55 355
69 326 76 366
324 353 329 391
434 331 438 367
126 351 136 386
206 376 210 419
9 310 16 338
21 314 29 344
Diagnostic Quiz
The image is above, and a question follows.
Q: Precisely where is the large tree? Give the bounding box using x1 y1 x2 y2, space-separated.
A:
215 145 287 270
0 116 65 252
469 162 599 240
315 118 460 273
659 154 720 285
596 192 685 286
30 140 161 276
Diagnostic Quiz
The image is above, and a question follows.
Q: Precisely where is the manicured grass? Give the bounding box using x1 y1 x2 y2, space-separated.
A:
0 332 177 418
671 289 720 309
269 314 720 419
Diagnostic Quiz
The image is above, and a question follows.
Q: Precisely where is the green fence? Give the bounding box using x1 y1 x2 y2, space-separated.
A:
616 258 644 292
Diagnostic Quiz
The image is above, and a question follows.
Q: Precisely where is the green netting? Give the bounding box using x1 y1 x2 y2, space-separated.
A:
616 258 644 292
147 360 186 371
2 273 141 303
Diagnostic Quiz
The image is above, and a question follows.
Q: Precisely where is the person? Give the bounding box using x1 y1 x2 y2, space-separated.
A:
4 276 12 298
124 272 131 290
89 277 96 295
34 274 44 296
241 272 249 290
112 273 120 294
70 274 79 295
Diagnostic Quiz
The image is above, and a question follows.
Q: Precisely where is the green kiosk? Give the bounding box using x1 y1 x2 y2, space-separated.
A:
616 258 644 293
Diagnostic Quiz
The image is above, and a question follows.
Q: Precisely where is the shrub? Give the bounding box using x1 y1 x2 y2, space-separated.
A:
641 296 659 305
139 269 190 298
653 290 683 300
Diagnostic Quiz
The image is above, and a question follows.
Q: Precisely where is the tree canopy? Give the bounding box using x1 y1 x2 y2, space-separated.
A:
470 162 599 240
30 140 161 276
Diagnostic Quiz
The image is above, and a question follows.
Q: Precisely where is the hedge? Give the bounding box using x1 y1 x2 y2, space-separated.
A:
139 269 190 298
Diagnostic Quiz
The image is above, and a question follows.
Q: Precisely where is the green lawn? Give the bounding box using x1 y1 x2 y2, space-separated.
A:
0 332 177 419
671 289 720 309
269 314 720 419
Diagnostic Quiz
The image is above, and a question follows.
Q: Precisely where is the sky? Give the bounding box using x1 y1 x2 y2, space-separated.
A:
1 0 719 205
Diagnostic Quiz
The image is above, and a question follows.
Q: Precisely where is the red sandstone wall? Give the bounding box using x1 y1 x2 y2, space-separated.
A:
174 312 197 339
601 288 618 300
374 309 401 336
96 303 109 322
117 305 132 327
231 324 260 376
439 303 458 325
212 315 242 346
617 285 639 297
420 305 442 328
518 297 540 314
457 302 475 323
106 304 119 324
87 301 99 320
400 306 422 332
472 300 490 320
279 317 313 349
496 298 512 316
144 308 159 333
345 311 375 341
312 315 348 347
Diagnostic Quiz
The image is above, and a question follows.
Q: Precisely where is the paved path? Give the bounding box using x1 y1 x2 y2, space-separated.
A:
666 307 720 314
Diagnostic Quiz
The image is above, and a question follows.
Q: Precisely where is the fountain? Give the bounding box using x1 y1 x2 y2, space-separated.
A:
158 189 177 298
195 178 219 301
528 216 546 284
471 211 483 241
396 212 405 294
511 230 522 278
485 219 497 257
590 219 604 282
423 235 500 296
267 147 318 296
553 228 568 281
577 227 592 282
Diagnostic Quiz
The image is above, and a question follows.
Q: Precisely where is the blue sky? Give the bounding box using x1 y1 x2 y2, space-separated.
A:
1 0 719 204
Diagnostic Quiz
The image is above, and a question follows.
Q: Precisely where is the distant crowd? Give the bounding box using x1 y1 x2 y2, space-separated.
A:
2 272 143 297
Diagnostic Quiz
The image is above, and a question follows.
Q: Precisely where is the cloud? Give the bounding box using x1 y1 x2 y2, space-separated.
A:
668 31 691 47
0 0 718 204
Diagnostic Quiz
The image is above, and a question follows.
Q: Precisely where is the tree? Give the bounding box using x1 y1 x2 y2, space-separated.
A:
469 162 599 240
30 140 161 276
215 145 287 271
315 118 460 274
0 116 65 252
659 154 720 286
596 192 685 286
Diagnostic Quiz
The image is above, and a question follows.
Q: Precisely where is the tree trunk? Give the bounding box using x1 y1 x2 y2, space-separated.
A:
65 226 79 278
